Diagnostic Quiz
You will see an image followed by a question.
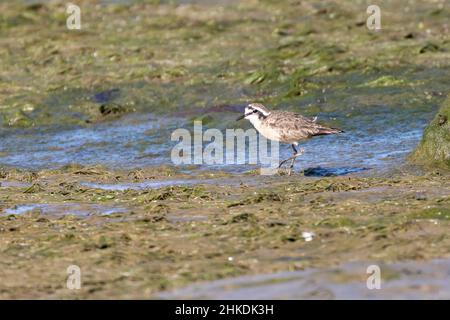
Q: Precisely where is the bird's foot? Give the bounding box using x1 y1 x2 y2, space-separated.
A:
278 149 304 175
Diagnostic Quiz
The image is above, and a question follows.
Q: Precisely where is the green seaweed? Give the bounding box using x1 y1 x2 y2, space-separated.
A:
409 94 450 168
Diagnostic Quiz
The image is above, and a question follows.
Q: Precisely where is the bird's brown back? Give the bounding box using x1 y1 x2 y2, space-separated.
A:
262 111 342 143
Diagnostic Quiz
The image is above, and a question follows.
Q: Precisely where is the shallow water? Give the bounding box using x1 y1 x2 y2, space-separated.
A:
158 258 450 299
1 203 128 217
80 176 254 191
0 114 177 169
81 178 222 191
0 106 432 176
0 181 32 188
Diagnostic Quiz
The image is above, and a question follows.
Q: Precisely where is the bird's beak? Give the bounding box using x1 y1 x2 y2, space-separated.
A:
236 113 248 121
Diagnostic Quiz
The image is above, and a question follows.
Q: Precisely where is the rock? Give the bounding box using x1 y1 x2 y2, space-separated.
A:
409 95 450 168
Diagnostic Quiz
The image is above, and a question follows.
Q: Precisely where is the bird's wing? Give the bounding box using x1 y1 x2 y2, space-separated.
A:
266 111 339 141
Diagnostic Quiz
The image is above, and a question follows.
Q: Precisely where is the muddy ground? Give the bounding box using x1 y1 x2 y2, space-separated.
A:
1 0 449 129
0 166 449 298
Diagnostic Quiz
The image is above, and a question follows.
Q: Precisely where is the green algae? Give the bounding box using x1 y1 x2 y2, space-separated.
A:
316 217 357 228
410 94 450 168
363 75 406 88
0 1 449 128
413 207 450 220
0 165 449 298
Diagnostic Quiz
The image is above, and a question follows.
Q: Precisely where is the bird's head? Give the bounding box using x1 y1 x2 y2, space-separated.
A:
236 103 270 124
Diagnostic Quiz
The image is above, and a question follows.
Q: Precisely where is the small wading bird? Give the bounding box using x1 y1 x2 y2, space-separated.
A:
236 103 343 175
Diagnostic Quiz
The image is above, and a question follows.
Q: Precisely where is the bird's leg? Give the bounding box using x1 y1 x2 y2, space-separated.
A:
287 145 298 175
279 144 304 175
288 146 304 175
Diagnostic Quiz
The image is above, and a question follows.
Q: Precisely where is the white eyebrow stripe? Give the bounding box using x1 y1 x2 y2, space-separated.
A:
254 107 269 116
248 103 270 116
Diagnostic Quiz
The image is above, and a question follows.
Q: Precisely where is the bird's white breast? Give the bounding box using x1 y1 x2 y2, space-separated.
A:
250 119 282 142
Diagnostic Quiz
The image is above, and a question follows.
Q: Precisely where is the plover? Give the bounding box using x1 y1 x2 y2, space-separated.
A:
236 103 343 174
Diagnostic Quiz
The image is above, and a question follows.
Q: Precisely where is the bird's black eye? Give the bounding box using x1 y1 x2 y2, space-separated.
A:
253 110 258 113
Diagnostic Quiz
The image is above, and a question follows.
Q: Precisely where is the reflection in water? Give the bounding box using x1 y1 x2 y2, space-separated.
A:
303 166 370 177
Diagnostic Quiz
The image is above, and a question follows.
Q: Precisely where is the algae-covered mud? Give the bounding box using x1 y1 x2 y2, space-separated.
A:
0 0 450 299
1 167 450 298
410 94 450 168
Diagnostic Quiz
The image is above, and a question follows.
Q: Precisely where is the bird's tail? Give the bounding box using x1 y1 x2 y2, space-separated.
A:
315 126 344 136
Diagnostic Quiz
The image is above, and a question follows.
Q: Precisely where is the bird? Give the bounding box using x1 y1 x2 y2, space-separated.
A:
236 103 343 175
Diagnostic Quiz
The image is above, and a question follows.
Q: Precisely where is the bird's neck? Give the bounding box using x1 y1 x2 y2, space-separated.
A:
249 117 264 130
